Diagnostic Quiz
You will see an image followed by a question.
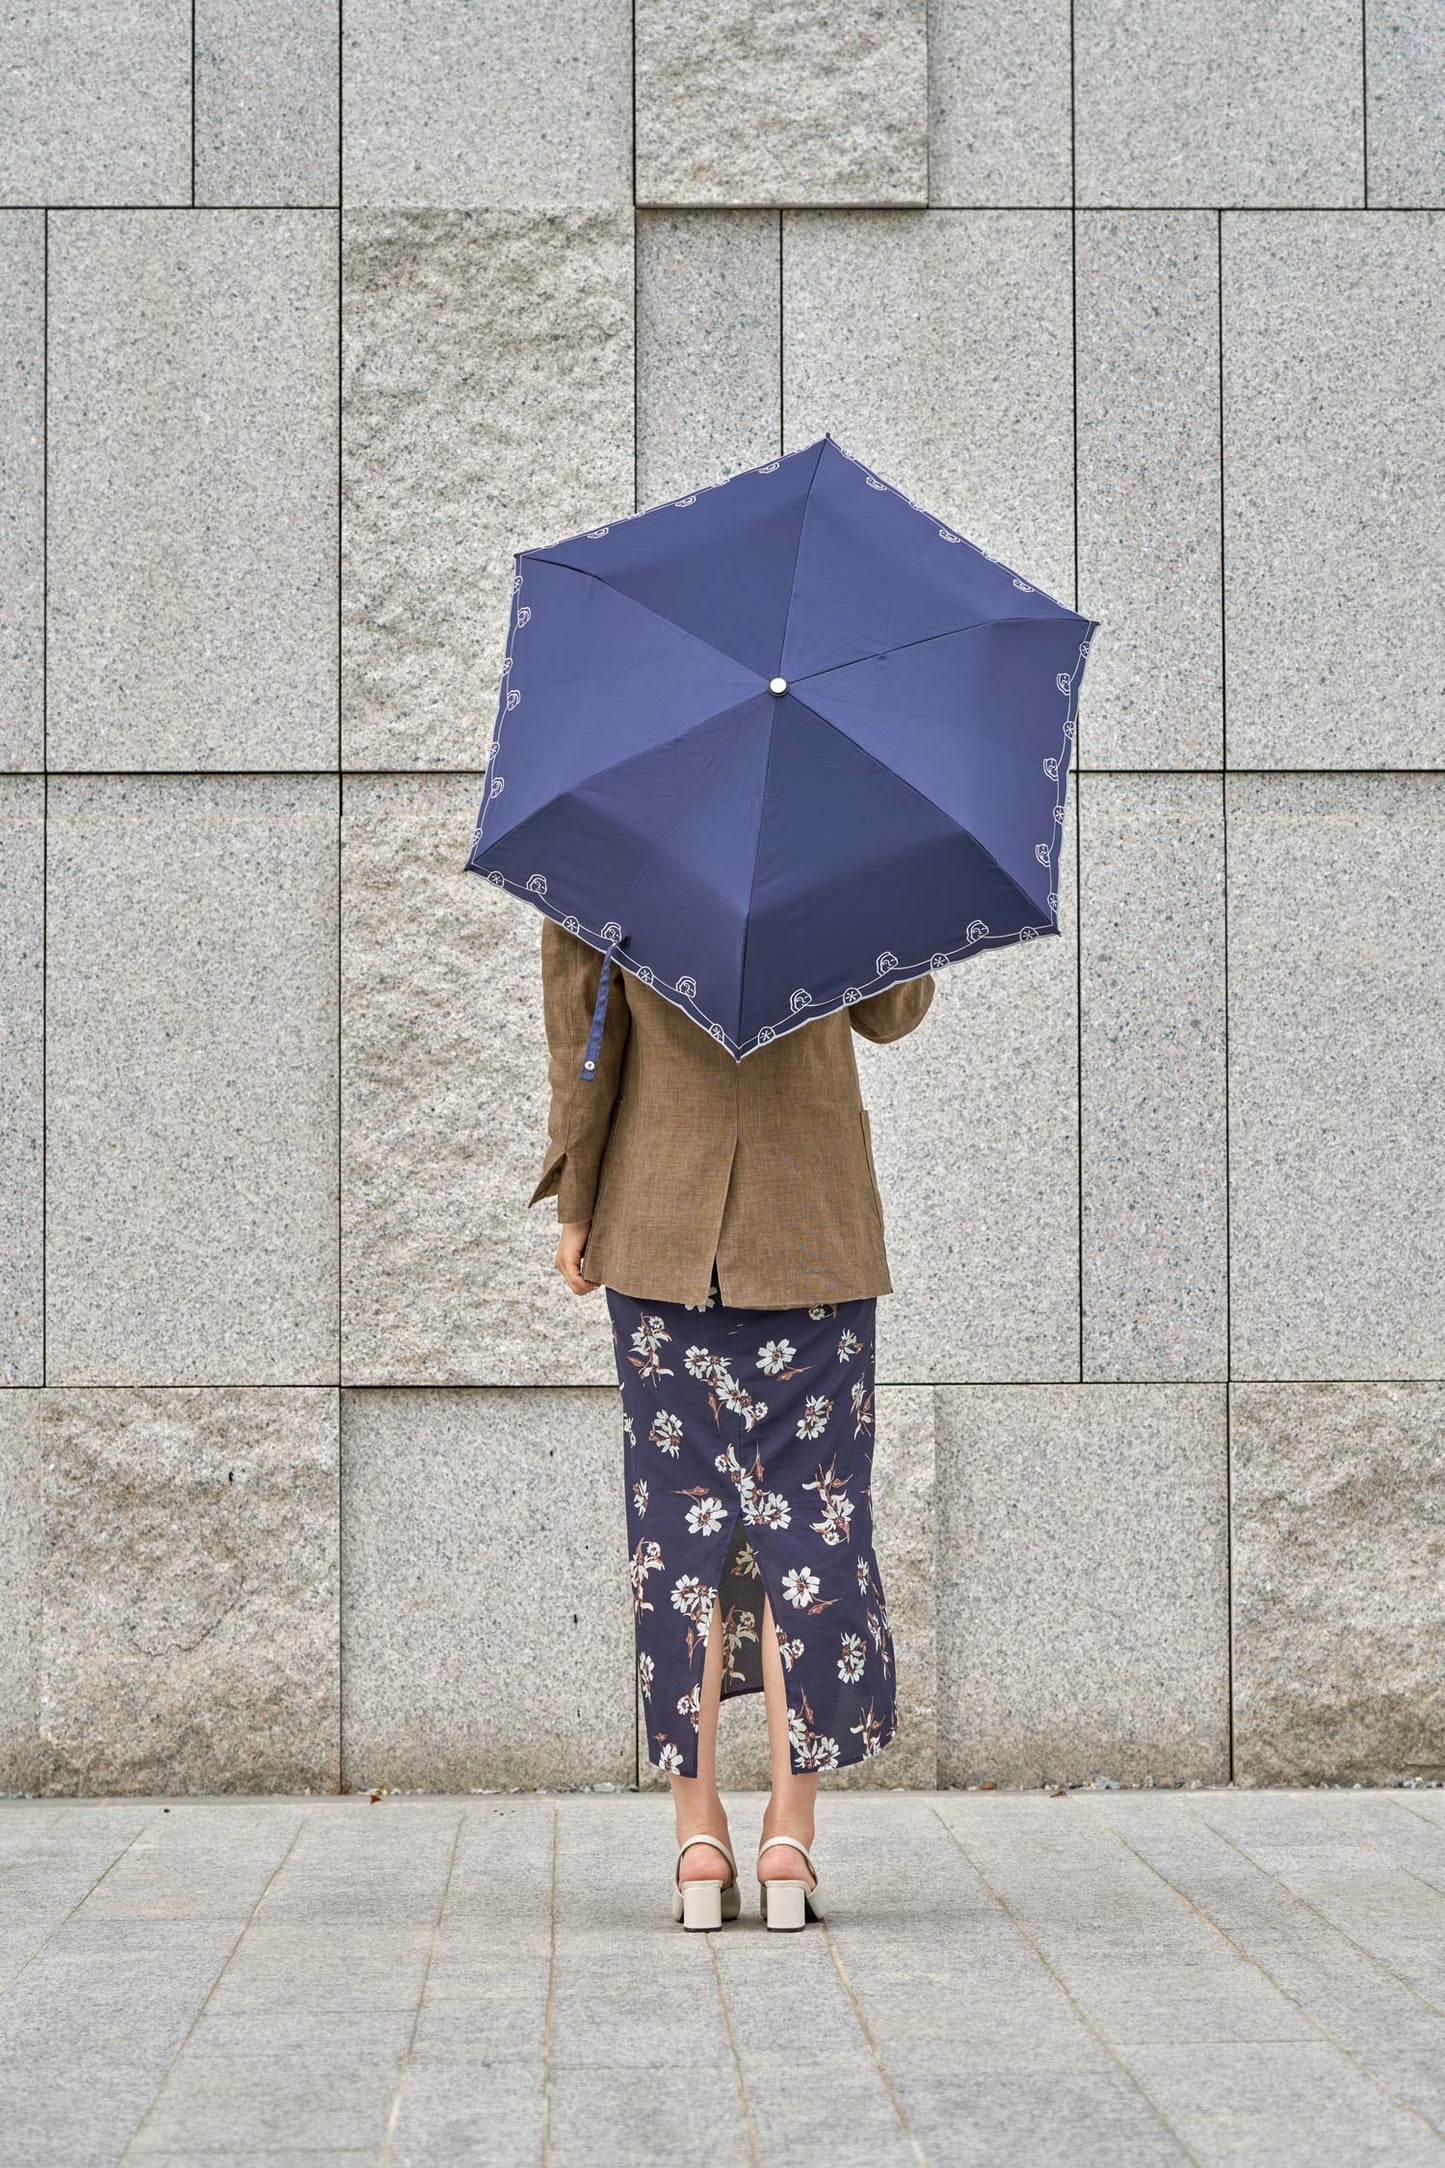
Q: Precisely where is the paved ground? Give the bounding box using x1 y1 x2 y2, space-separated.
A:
3 1787 1445 2165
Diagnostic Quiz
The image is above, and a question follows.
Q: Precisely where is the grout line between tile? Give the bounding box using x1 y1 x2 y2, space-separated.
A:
819 1919 928 2166
707 1938 762 2168
540 1802 559 2166
0 1811 157 2003
381 1807 466 2166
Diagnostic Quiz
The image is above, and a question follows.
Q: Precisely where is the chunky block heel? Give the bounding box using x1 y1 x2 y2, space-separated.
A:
757 1835 823 1931
670 1834 740 1931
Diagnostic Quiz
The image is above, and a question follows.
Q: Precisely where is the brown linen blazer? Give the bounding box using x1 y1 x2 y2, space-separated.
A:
529 917 934 1309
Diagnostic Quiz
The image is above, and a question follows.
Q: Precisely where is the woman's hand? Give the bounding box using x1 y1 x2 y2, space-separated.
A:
555 1220 599 1296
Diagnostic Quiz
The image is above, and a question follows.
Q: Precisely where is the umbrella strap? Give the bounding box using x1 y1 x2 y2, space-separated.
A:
579 945 617 1083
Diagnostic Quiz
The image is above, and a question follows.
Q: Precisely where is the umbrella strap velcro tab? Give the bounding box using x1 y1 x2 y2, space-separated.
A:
578 946 615 1082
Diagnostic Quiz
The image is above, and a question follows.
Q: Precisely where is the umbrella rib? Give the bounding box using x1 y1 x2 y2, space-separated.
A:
791 609 1085 689
785 690 1053 930
771 437 829 677
521 551 775 685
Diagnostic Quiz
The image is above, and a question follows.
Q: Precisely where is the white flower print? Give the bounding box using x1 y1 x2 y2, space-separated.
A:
684 1494 727 1538
638 1651 654 1701
775 1625 805 1672
851 1375 875 1438
836 1329 862 1364
756 1338 806 1378
657 1742 684 1774
733 1538 761 1579
649 1409 684 1457
782 1565 821 1609
796 1393 832 1442
628 1315 674 1385
850 1702 886 1757
749 1488 791 1531
838 1633 866 1683
685 1344 724 1381
682 1286 717 1312
804 1456 855 1547
676 1683 701 1732
630 1538 664 1614
631 1479 649 1518
671 1574 708 1618
787 1690 841 1772
715 1371 768 1432
621 1411 636 1450
808 1304 838 1320
722 1603 759 1687
857 1555 870 1595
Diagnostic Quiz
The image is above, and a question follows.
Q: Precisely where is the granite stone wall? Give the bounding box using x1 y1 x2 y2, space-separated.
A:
2 3 1441 1796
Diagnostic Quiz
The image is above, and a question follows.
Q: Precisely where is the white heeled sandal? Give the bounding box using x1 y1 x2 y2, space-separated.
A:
757 1835 824 1932
671 1834 742 1931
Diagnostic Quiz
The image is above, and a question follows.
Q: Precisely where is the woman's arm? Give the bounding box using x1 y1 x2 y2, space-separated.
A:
848 972 935 1044
529 918 631 1223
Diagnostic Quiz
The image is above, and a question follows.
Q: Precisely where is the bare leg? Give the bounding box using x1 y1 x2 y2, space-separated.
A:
670 1599 733 1884
757 1595 819 1887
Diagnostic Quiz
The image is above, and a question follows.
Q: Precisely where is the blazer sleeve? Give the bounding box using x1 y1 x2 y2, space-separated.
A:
529 917 631 1222
848 972 936 1044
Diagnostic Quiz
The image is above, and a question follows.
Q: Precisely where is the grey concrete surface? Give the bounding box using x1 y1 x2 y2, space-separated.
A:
1366 0 1445 207
194 0 339 206
0 0 191 205
0 781 42 1387
0 214 43 773
4 1788 1445 2164
928 0 1072 207
634 0 927 209
636 210 781 505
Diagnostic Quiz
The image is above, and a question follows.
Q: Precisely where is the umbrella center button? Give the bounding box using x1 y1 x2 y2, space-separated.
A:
769 677 788 695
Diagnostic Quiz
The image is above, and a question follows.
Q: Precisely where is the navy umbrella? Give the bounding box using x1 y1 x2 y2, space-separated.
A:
464 435 1099 1070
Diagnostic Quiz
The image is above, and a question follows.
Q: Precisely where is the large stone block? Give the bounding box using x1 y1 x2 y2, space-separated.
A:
1223 213 1445 767
11 1388 339 1796
0 0 190 204
195 0 339 206
783 210 1076 606
0 781 42 1388
1232 1384 1445 1785
928 0 1072 207
1080 775 1227 1382
46 776 339 1387
343 0 628 210
47 211 338 771
1075 212 1222 770
635 0 927 208
636 211 780 507
858 819 1078 1386
641 1386 939 1791
341 774 612 1386
1075 0 1363 207
340 1388 633 1791
1227 776 1445 1381
0 1394 41 1792
0 216 43 773
1367 3 1445 207
937 1386 1229 1786
342 210 633 770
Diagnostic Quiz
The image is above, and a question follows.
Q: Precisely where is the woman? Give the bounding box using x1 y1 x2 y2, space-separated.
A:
531 917 933 1931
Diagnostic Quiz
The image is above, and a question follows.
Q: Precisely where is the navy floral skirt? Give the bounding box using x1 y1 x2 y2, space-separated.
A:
606 1275 898 1778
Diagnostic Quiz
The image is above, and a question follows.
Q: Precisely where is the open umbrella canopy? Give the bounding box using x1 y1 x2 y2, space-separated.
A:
463 434 1099 1060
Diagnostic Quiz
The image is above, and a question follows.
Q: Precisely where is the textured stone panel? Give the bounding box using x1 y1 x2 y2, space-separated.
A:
342 774 612 1386
0 782 43 1388
341 1388 632 1791
1232 1384 1445 1785
641 1386 938 1791
928 0 1071 206
0 1395 41 1792
636 212 780 507
31 1388 339 1796
635 0 927 209
1367 3 1445 207
195 0 339 205
784 210 1076 606
342 210 633 770
47 211 338 771
937 1386 1229 1787
1223 213 1445 767
0 216 43 773
1227 776 1445 1381
343 0 630 209
1075 212 1222 770
1080 776 1227 1383
1075 0 1363 207
860 819 1078 1386
0 0 190 204
47 777 339 1387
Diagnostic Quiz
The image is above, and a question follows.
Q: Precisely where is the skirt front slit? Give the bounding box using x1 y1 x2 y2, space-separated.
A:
606 1278 898 1778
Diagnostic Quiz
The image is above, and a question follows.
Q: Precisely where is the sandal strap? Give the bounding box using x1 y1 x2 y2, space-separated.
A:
757 1834 816 1876
675 1834 737 1884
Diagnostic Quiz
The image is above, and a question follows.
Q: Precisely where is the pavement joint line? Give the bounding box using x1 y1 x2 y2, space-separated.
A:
706 1934 762 2168
818 1915 928 2167
1196 1805 1445 2026
1309 1795 1445 1905
0 1806 158 2003
926 1802 1199 2165
1104 1813 1445 2142
116 1806 313 2163
540 1802 560 2168
380 1805 467 2168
